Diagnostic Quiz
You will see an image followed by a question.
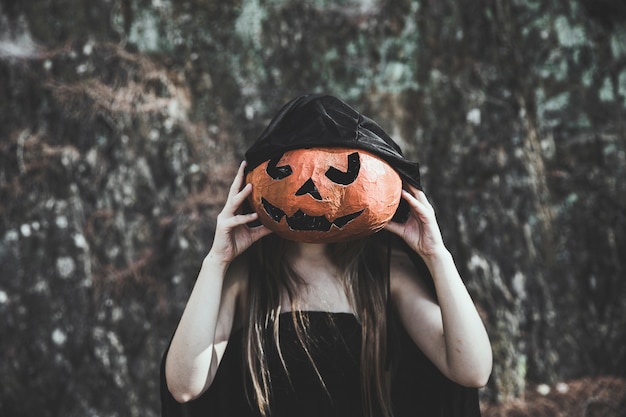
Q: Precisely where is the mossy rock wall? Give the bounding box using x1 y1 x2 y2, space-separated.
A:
1 1 625 415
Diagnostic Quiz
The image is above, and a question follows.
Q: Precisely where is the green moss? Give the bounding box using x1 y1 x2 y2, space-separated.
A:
127 1 189 53
565 193 578 206
603 143 618 156
234 0 267 48
581 66 595 87
544 91 570 111
610 27 626 59
536 89 571 125
599 77 615 102
538 49 569 81
574 113 591 128
618 71 626 97
128 9 162 52
554 15 587 48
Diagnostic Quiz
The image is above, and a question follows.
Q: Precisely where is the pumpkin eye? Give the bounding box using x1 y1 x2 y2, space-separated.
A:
266 155 292 180
325 152 360 185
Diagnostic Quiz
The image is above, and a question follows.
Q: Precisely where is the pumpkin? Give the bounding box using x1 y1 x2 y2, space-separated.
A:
246 147 402 243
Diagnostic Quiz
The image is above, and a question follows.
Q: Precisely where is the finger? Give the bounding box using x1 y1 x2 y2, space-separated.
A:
413 189 432 207
227 161 247 199
402 184 432 207
401 189 420 208
403 182 420 195
223 181 253 216
230 182 253 209
401 190 433 220
249 224 273 242
226 211 259 228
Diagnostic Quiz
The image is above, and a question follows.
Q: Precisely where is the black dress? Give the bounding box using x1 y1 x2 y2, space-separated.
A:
160 312 481 417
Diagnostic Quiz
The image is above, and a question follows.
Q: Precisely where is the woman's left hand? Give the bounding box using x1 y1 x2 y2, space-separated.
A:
385 185 447 259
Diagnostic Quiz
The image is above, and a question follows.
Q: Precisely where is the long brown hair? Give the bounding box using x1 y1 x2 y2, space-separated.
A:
244 233 393 417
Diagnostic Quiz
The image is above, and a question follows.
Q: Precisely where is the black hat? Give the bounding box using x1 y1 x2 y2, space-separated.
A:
245 94 421 187
244 94 422 221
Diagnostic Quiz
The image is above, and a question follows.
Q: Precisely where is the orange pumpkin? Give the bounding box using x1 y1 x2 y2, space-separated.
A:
246 147 402 243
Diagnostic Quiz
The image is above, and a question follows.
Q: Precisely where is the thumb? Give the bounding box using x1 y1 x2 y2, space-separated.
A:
384 221 404 237
249 224 273 243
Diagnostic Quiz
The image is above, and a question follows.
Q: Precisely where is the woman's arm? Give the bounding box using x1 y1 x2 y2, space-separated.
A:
165 161 271 402
165 256 240 403
386 187 492 387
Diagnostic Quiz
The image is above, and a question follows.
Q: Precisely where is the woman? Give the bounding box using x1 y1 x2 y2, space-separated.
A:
161 95 492 417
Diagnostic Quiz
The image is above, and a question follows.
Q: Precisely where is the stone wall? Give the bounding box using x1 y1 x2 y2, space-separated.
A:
1 1 625 415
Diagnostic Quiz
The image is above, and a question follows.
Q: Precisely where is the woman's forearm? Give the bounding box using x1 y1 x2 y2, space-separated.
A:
165 254 229 402
424 249 493 387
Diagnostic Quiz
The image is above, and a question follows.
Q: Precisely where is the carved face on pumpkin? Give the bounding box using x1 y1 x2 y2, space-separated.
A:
246 147 402 243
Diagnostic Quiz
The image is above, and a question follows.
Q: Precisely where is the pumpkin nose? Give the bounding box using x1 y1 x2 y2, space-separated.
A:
295 178 322 200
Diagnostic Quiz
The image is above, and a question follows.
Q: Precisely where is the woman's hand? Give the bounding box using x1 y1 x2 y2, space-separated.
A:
385 185 446 260
208 161 272 266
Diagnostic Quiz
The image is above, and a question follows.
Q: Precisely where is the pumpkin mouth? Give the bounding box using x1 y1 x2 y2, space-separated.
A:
261 198 364 231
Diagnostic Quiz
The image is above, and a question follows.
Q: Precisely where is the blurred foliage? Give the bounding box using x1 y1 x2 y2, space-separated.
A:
1 0 625 416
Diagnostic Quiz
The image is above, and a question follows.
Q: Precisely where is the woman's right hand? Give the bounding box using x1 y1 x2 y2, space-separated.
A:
208 161 272 266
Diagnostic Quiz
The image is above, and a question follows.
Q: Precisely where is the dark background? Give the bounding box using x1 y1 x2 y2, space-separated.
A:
1 0 625 416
